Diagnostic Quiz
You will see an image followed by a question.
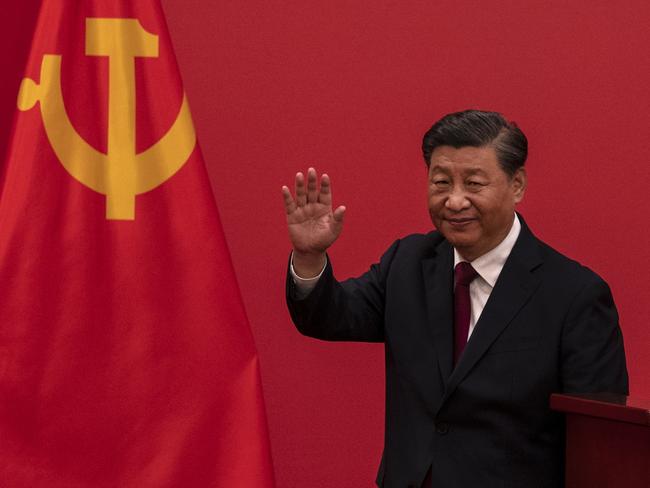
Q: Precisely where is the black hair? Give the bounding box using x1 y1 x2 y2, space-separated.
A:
421 109 528 176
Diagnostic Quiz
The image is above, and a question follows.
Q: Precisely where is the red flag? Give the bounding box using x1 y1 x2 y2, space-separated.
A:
0 1 275 486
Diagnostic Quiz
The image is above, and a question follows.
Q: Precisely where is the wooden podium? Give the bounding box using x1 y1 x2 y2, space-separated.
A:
550 393 650 488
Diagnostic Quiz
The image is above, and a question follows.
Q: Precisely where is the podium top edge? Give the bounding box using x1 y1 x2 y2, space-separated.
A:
550 393 650 426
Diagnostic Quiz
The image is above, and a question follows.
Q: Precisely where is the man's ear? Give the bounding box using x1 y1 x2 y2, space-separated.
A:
512 167 527 203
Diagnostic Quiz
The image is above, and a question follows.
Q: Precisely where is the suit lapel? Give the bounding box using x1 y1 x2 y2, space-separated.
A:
421 240 455 383
440 221 544 406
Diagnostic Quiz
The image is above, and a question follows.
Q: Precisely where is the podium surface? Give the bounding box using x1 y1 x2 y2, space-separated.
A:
550 393 650 488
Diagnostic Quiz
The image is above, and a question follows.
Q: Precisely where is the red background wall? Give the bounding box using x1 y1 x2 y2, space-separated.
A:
2 2 649 487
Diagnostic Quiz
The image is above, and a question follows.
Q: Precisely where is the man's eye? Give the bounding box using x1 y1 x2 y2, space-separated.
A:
434 180 449 186
467 181 484 187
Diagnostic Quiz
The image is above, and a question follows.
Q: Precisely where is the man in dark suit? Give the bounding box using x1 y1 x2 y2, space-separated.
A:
281 110 628 487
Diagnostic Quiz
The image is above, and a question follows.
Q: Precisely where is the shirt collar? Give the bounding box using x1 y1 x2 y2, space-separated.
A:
453 214 521 287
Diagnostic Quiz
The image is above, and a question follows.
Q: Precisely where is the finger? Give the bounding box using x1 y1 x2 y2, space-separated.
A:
318 173 332 207
282 185 297 214
295 172 306 207
332 205 346 223
306 167 318 203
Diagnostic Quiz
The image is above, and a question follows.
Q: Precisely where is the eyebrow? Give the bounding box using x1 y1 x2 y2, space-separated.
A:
429 164 448 173
429 165 488 176
464 168 488 176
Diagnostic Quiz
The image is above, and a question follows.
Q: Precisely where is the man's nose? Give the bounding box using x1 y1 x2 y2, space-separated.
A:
445 188 471 211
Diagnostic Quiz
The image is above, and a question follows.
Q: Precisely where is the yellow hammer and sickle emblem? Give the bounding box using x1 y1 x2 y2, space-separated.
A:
17 18 196 220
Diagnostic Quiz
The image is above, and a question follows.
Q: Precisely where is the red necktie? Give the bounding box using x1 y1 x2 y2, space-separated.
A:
454 261 478 365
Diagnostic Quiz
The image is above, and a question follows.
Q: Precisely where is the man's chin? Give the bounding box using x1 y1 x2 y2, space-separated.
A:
446 237 475 249
439 224 476 243
439 228 479 251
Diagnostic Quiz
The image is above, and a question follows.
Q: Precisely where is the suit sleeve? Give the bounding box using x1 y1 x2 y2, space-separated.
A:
560 275 629 394
285 239 401 342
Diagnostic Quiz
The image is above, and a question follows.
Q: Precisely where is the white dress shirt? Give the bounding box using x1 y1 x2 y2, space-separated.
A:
454 214 520 339
290 214 522 338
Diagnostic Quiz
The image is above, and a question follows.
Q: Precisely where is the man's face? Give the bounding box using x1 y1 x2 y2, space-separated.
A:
427 145 526 261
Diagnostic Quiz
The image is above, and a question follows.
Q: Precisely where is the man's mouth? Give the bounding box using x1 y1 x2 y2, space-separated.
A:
445 217 476 228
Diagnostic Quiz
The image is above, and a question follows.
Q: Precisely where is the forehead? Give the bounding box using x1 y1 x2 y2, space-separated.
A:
428 145 501 174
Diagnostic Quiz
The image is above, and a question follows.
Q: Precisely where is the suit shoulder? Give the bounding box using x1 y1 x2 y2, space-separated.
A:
535 238 609 288
371 231 444 273
393 230 445 254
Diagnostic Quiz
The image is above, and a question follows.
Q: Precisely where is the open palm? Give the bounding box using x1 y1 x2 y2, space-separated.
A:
282 168 346 255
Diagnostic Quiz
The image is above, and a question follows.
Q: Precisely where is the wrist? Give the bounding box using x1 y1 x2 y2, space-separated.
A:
292 251 327 278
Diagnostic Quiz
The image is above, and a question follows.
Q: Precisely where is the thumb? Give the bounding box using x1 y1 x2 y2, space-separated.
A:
333 205 346 223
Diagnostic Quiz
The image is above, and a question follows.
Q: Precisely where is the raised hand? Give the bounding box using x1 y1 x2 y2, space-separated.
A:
282 168 346 277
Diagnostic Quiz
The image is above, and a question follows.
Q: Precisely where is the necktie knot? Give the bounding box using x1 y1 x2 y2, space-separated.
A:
455 261 478 286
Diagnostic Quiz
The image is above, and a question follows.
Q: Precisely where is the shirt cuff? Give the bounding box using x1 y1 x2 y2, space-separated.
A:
290 252 327 299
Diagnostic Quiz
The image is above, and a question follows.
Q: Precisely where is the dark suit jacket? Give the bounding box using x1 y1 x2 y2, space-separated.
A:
286 218 628 488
